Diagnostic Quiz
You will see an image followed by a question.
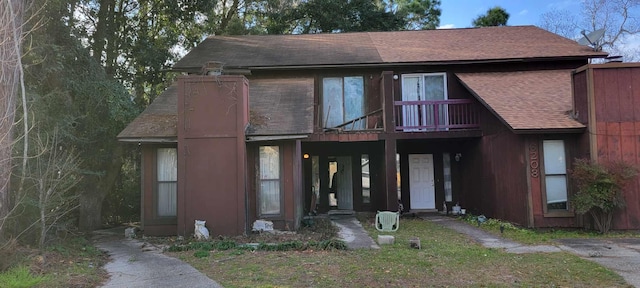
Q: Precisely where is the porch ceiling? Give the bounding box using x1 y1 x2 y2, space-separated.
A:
456 70 585 132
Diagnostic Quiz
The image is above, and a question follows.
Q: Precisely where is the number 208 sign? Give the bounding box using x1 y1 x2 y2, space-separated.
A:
529 143 539 178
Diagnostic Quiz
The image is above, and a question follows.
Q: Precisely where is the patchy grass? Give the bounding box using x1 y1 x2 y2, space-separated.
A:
460 214 640 245
0 236 108 288
169 216 628 287
0 266 47 288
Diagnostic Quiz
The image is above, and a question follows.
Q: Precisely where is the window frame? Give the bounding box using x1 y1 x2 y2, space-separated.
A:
401 72 449 101
400 72 449 131
258 145 284 218
151 146 178 223
320 75 366 130
540 139 574 217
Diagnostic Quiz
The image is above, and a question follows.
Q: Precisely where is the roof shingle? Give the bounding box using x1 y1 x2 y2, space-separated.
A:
174 26 606 71
456 70 584 131
118 78 315 141
117 84 178 141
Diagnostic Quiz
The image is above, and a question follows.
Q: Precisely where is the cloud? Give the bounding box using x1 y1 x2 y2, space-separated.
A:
519 9 528 16
437 24 456 29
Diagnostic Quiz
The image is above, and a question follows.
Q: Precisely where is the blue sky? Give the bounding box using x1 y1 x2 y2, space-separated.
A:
439 0 581 29
437 0 639 60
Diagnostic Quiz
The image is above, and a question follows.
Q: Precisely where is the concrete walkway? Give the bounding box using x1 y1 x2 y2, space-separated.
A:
331 215 380 249
424 215 561 253
423 215 640 287
94 228 223 288
94 217 640 287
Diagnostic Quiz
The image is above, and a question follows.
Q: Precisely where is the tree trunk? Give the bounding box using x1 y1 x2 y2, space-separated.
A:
78 144 124 231
0 0 23 233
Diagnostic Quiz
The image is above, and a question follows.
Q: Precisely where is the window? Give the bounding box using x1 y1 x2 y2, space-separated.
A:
543 140 568 211
401 73 448 131
443 153 452 202
157 148 177 217
322 76 365 130
361 155 370 204
259 146 281 215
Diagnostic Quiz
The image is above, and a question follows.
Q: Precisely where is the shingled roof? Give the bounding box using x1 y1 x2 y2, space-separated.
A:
174 26 606 72
248 78 314 136
118 78 315 141
456 70 584 132
117 84 178 142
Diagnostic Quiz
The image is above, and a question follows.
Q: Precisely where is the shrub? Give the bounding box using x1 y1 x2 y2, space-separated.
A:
570 159 638 233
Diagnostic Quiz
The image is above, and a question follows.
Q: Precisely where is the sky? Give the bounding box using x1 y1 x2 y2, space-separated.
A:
438 0 581 29
437 0 639 60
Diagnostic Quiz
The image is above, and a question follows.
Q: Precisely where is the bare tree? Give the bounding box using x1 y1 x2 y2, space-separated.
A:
539 9 580 38
0 0 24 234
31 130 82 248
539 0 640 61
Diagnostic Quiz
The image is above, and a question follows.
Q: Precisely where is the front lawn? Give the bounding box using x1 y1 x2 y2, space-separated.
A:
459 214 640 245
168 217 628 287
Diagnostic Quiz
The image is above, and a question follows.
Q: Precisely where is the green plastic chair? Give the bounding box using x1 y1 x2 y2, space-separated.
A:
375 211 399 232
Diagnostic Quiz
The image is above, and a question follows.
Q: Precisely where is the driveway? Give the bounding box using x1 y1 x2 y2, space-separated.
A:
556 238 640 287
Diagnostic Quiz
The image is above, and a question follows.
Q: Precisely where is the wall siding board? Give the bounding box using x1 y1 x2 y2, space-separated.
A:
606 69 621 122
596 122 608 159
621 122 636 160
633 68 640 119
617 69 634 121
594 70 609 121
606 122 622 161
572 71 589 124
177 76 248 237
588 65 640 230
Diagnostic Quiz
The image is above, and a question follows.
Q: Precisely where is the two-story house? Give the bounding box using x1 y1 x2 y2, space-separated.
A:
119 26 640 237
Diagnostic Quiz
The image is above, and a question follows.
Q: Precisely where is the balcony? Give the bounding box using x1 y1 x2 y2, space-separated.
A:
394 99 479 131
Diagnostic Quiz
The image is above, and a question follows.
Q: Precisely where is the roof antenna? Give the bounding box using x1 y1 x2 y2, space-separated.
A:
577 28 605 51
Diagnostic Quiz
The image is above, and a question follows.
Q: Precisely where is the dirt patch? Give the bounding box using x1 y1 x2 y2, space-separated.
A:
145 217 338 247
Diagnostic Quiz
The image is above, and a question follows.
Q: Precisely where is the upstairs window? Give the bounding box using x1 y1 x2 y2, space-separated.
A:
322 76 365 130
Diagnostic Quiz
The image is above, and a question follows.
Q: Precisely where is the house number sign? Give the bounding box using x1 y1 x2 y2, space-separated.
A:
529 143 539 178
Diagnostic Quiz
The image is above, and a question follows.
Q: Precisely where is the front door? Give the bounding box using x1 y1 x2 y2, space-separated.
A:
336 156 353 210
409 154 435 210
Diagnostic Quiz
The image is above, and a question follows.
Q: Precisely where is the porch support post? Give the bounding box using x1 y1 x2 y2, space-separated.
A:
318 155 330 212
381 71 395 133
384 139 399 211
293 140 303 230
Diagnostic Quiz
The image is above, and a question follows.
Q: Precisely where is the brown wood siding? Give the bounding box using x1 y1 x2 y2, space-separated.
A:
177 76 249 237
590 66 640 229
462 106 529 226
283 142 295 230
573 70 589 124
480 132 528 226
572 70 592 162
